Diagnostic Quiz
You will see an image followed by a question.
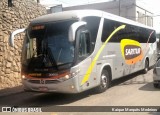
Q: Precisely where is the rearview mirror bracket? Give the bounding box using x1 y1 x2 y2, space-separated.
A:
9 28 25 47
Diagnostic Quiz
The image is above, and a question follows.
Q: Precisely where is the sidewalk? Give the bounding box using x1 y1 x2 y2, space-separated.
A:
0 86 24 97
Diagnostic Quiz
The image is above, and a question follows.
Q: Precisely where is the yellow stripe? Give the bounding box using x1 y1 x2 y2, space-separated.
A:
81 25 126 85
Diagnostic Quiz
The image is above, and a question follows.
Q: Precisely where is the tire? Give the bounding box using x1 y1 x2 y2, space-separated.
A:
143 60 149 74
94 69 110 93
153 83 159 88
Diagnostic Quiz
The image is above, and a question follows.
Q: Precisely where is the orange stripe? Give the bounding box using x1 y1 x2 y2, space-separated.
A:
125 53 143 65
25 71 69 80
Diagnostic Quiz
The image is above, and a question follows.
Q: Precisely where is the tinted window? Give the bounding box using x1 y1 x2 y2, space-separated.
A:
79 31 90 56
76 27 91 63
102 19 121 42
102 19 156 43
24 20 76 69
82 16 100 52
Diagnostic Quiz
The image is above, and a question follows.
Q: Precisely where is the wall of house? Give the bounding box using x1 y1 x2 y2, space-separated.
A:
63 0 153 26
63 0 136 19
136 6 153 26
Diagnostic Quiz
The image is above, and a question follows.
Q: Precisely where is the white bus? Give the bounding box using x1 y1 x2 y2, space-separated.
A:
10 10 157 93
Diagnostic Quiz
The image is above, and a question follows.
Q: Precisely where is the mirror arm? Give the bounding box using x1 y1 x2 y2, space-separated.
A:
69 21 87 42
156 38 159 43
10 28 25 47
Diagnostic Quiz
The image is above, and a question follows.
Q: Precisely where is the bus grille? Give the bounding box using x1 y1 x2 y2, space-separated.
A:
28 80 60 84
45 80 60 84
28 80 40 84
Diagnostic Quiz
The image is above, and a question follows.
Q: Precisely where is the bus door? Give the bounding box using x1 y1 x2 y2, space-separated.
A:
76 29 95 90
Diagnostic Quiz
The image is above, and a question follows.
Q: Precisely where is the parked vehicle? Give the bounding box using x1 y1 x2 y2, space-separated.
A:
153 59 160 88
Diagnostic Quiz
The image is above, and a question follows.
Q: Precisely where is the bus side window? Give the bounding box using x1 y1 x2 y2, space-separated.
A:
79 30 91 57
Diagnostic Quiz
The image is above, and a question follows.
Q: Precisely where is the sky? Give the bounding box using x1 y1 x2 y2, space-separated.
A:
40 0 113 7
40 0 160 32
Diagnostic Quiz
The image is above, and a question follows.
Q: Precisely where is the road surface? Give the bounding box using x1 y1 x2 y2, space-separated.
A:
0 69 160 115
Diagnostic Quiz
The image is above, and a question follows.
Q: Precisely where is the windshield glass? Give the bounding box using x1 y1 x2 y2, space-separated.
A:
22 20 76 71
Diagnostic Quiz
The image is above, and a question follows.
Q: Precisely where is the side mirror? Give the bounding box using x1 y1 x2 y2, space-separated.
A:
9 28 25 47
156 38 160 43
68 21 87 42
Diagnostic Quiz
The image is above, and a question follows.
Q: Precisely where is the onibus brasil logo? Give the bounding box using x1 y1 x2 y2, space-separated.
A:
120 39 143 65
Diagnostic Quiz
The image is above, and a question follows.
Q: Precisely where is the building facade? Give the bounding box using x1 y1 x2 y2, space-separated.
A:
62 0 153 27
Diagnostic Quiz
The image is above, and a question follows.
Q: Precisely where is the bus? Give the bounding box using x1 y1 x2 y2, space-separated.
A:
10 10 157 93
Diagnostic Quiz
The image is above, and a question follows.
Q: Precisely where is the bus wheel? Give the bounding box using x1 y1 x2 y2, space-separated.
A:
153 83 159 88
95 70 110 93
143 59 149 74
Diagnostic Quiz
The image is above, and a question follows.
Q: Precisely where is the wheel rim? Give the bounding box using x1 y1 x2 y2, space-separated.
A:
101 74 107 88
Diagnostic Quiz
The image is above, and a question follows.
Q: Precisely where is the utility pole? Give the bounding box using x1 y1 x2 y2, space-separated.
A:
119 0 121 16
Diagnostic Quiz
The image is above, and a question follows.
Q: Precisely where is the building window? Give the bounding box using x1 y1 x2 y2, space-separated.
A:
137 12 145 25
147 16 153 27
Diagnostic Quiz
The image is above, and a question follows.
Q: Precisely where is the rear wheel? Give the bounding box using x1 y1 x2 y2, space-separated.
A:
153 83 159 88
94 70 110 93
143 59 149 74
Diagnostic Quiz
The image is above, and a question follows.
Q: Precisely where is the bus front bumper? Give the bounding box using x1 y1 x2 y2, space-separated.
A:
22 77 80 93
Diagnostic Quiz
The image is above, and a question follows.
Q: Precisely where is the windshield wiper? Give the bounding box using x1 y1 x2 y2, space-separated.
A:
58 62 73 67
46 47 58 70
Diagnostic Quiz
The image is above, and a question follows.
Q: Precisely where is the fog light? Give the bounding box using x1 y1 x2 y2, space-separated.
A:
71 85 74 89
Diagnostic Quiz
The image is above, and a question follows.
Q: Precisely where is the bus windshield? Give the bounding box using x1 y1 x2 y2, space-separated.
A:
22 20 76 71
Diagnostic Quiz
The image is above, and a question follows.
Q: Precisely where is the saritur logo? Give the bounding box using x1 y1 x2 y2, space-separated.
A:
121 39 143 65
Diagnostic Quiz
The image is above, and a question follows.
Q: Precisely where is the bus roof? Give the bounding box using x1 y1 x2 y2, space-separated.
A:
31 10 154 30
30 10 102 24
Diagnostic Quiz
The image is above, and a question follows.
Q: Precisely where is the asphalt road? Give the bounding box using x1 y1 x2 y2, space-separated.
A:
0 69 160 115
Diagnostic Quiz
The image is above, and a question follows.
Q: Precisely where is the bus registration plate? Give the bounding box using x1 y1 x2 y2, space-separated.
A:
39 87 48 91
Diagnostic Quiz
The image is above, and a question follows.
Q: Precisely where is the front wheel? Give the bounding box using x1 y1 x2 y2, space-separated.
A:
94 70 110 93
142 60 149 74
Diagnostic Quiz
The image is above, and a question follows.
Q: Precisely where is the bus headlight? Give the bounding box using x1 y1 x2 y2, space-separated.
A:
59 71 79 81
65 75 70 79
22 75 26 79
22 75 27 80
59 74 73 81
58 69 80 81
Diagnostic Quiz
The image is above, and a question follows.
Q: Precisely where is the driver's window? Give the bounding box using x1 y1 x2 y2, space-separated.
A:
79 30 90 58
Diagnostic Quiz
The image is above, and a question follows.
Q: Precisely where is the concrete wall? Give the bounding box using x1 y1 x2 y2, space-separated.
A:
136 6 153 26
63 0 153 26
0 0 46 89
63 0 136 19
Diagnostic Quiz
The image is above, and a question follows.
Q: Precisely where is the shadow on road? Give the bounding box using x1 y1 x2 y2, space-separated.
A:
0 87 96 107
0 86 23 97
111 70 147 86
139 82 160 91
